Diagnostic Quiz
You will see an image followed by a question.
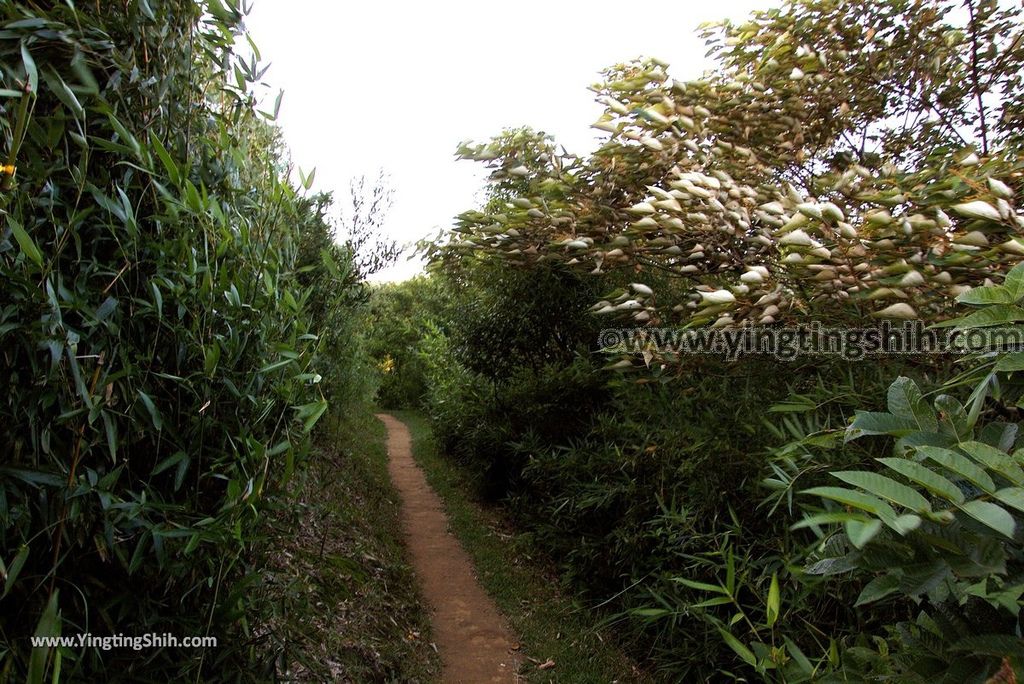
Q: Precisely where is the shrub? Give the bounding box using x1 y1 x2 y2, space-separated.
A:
0 2 366 679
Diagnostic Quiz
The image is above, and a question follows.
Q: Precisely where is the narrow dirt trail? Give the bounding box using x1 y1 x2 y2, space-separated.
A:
377 414 520 683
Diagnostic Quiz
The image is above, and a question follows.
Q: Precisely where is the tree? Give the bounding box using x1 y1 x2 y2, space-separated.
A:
428 0 1024 369
337 170 400 279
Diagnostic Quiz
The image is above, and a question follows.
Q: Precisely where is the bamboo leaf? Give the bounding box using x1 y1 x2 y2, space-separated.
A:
8 216 43 267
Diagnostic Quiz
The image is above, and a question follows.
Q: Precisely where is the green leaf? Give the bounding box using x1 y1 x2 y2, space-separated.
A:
845 412 918 442
832 470 932 513
934 395 971 442
878 458 964 504
845 519 882 548
894 513 923 534
718 628 757 666
855 574 900 606
152 451 186 476
149 132 180 186
802 486 898 521
295 399 328 433
259 358 294 374
960 441 1024 485
992 488 1024 514
204 343 221 376
886 377 937 431
766 573 780 627
27 591 59 684
945 304 1024 329
8 216 44 267
951 633 1024 657
101 412 117 462
127 533 148 574
784 636 814 675
691 596 734 608
958 500 1016 538
674 578 728 594
1003 263 1024 300
2 545 29 598
995 352 1024 372
20 41 38 94
919 446 995 493
956 286 1016 306
42 70 83 118
137 391 163 431
791 511 871 530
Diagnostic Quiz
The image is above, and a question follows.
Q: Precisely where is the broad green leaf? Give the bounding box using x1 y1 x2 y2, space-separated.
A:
996 352 1024 372
845 412 918 442
691 596 734 609
259 358 294 374
956 286 1016 306
934 395 970 443
878 458 964 504
845 519 882 548
892 514 923 534
958 500 1016 538
802 486 897 520
951 633 1024 657
944 305 1024 330
992 488 1024 514
832 471 932 513
128 530 150 574
960 441 1024 485
886 377 936 431
919 446 995 493
791 510 871 530
854 574 900 606
804 555 858 575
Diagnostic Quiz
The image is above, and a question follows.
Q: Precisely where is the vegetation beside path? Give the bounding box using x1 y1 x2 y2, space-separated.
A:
392 411 647 684
262 410 439 682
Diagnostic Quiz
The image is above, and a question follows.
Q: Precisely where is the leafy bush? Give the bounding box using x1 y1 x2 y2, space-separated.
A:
365 277 448 409
0 2 368 680
792 265 1024 681
411 0 1024 680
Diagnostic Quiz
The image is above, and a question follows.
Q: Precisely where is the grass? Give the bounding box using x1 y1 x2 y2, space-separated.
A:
257 407 439 682
390 410 648 684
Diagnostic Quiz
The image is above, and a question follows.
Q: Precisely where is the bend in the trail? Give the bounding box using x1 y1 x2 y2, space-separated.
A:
378 413 520 683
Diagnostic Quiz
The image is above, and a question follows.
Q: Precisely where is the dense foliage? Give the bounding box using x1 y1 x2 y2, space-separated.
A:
366 0 1024 680
0 2 378 680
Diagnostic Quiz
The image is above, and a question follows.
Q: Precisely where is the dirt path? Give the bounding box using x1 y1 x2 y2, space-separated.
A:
377 414 520 683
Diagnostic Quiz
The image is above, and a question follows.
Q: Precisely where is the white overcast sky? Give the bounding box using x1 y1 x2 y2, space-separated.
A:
243 1 772 281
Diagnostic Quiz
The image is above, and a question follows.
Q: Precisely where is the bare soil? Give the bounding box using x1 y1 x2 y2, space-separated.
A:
378 413 520 683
